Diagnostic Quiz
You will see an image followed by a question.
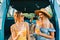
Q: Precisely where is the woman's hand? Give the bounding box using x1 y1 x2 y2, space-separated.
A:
35 28 41 35
35 29 42 36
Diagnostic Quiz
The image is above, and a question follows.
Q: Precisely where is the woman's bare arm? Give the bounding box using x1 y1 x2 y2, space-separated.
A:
10 25 16 40
10 25 20 40
26 23 30 40
39 32 54 39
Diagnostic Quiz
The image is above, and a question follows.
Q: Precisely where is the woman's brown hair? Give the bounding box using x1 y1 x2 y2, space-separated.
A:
15 11 21 18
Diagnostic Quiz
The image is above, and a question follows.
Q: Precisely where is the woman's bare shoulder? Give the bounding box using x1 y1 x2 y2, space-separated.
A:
10 24 16 29
49 22 54 28
24 22 29 28
24 22 29 25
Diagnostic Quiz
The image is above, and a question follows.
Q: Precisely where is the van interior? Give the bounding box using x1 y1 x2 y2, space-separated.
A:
4 0 58 40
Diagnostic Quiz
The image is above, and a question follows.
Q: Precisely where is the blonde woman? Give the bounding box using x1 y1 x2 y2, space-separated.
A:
9 12 30 40
34 8 55 40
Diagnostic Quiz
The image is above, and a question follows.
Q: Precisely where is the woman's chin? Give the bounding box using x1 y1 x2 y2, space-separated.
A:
40 17 43 18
